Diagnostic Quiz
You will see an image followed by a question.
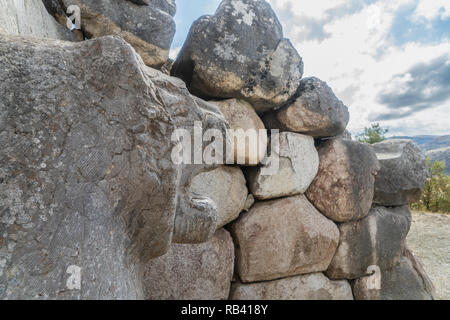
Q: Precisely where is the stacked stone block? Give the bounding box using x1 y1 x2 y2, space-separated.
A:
0 0 435 300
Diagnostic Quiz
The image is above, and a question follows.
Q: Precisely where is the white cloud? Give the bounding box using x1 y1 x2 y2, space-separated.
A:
413 0 450 21
268 0 346 19
266 0 450 136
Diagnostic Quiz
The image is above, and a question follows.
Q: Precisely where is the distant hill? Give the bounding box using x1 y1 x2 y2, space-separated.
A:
390 135 450 174
427 147 450 175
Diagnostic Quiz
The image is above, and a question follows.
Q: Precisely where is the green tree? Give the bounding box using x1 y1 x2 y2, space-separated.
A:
412 158 450 214
357 123 389 144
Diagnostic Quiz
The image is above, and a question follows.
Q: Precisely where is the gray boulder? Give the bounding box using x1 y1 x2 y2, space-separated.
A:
372 139 428 206
246 132 319 200
0 0 75 41
0 33 228 299
306 139 380 222
403 248 436 298
263 77 349 137
352 253 435 300
187 166 248 229
231 273 353 300
143 229 234 300
171 0 303 113
60 0 176 68
335 129 352 140
340 130 353 140
128 0 176 15
231 195 339 283
326 206 412 280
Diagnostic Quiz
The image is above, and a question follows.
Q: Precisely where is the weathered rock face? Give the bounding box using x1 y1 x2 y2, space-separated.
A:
372 139 428 206
246 132 319 200
306 139 380 222
335 129 352 140
172 165 220 245
231 195 339 283
212 99 267 165
231 273 353 300
0 0 75 41
171 0 303 113
352 254 435 300
326 206 412 280
0 33 228 299
263 77 349 137
0 0 435 302
243 194 255 212
143 229 234 300
60 0 176 68
170 98 233 244
188 166 248 229
128 0 176 16
403 248 436 299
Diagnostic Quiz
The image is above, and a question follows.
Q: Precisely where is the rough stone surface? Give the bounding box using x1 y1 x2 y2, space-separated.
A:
372 139 428 206
171 102 232 245
171 0 303 113
0 0 75 41
231 195 339 283
60 0 176 68
326 206 412 280
188 166 248 229
143 229 234 300
352 254 435 300
231 273 353 300
404 247 436 299
335 129 352 140
263 77 349 137
128 0 176 16
306 139 380 222
246 132 319 200
0 33 228 299
212 99 267 165
243 194 255 212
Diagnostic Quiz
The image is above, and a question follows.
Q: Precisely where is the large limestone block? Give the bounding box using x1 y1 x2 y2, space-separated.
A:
171 0 303 113
0 33 228 299
352 253 435 300
212 99 267 165
0 0 74 40
188 166 248 229
372 139 428 206
60 0 176 68
263 77 349 137
246 132 319 200
231 273 353 300
143 229 234 300
231 195 339 283
306 139 380 222
326 206 412 280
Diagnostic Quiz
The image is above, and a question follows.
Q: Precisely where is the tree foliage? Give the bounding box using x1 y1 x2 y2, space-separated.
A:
411 158 450 214
357 123 389 144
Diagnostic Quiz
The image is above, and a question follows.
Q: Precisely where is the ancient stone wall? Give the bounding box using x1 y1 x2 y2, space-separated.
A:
0 0 435 300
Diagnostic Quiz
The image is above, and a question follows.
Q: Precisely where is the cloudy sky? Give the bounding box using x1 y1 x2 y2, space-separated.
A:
170 0 450 137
